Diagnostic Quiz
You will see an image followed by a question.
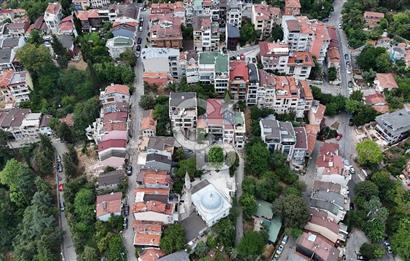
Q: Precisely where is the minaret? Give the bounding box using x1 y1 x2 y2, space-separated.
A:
183 172 192 216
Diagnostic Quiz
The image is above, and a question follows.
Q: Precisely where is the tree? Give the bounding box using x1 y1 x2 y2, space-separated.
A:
27 29 43 45
237 231 267 260
160 224 185 254
79 246 98 261
105 235 126 261
119 49 136 66
93 62 135 85
57 122 74 143
357 46 391 72
272 194 310 229
363 197 388 242
63 153 77 178
32 135 54 176
240 193 257 218
51 35 70 68
356 139 383 167
0 159 36 207
240 19 257 46
17 44 56 78
350 90 363 101
208 146 224 163
73 97 100 138
245 139 270 176
391 218 410 260
213 218 236 248
328 67 337 81
271 25 283 41
360 243 385 259
0 188 19 253
354 180 379 207
194 241 209 257
139 95 156 110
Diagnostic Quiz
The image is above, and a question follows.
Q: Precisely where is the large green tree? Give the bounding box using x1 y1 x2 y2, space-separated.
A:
391 218 410 260
240 193 257 218
160 224 186 254
208 146 224 163
245 139 270 176
237 231 267 260
272 194 310 229
356 139 383 167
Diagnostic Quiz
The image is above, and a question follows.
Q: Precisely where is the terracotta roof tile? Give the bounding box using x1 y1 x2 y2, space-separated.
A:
96 192 122 218
229 60 249 82
139 248 165 261
375 73 398 90
141 110 157 130
98 139 127 152
45 3 62 15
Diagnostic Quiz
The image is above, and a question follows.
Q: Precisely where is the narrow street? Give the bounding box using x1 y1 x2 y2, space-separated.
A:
123 5 148 261
235 154 245 245
52 139 76 261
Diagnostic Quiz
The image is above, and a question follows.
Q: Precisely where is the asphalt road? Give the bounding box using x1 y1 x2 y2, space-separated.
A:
52 139 77 261
235 154 245 246
123 5 148 261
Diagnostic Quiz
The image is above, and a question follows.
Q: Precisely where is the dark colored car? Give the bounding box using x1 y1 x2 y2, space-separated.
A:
126 165 132 176
123 217 128 229
124 204 129 216
344 53 349 61
137 37 142 44
136 45 141 51
57 163 63 173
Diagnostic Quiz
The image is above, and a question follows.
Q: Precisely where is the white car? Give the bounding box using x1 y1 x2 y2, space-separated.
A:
281 235 289 245
276 245 284 255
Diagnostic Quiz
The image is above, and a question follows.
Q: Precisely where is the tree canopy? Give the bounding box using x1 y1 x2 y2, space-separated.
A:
272 194 310 229
237 231 267 260
356 139 383 167
160 224 186 254
208 146 224 163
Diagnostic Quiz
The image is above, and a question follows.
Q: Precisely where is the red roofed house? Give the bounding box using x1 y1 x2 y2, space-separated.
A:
133 221 163 247
132 200 174 224
0 69 32 106
138 248 165 261
229 60 249 102
74 9 109 33
44 2 63 34
286 51 314 80
149 16 183 49
364 92 389 114
374 73 398 92
58 15 76 35
100 83 130 105
305 209 348 244
308 101 326 127
296 232 340 261
96 192 123 221
140 110 157 137
310 22 330 63
364 11 385 29
6 17 30 37
316 142 351 186
305 124 320 156
251 4 281 39
284 0 301 16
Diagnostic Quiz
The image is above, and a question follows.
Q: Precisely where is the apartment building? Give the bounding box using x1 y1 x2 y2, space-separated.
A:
286 51 314 80
99 84 130 105
150 2 185 24
229 60 248 102
198 52 229 95
75 9 110 33
96 192 122 221
251 4 281 39
284 0 301 16
305 209 348 244
90 0 110 8
0 36 26 72
227 0 242 28
72 0 90 10
0 69 32 107
310 22 330 63
44 3 63 34
193 16 220 52
5 17 30 37
169 92 198 129
296 232 339 261
246 63 259 106
149 16 183 49
292 127 307 170
198 99 246 149
141 47 182 84
133 188 174 224
259 41 289 73
375 107 410 145
260 115 296 161
0 109 52 141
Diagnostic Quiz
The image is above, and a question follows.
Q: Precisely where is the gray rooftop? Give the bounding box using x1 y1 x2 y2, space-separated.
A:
180 212 208 244
313 181 341 194
169 92 197 108
1 37 20 48
192 179 210 194
375 107 410 133
248 63 259 83
0 108 31 128
311 190 345 208
310 199 341 216
97 170 124 187
158 250 190 261
56 35 74 50
147 136 177 151
0 48 12 64
260 115 295 141
146 153 172 165
227 23 240 38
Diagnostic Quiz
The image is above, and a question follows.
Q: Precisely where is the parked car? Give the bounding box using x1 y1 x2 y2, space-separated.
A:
57 155 62 163
281 235 289 245
137 37 142 44
124 204 129 216
344 53 349 61
338 23 342 29
136 45 141 51
138 26 143 32
356 254 368 261
276 245 284 255
123 217 128 229
384 241 393 254
57 163 63 173
126 165 132 176
349 167 356 174
60 202 65 212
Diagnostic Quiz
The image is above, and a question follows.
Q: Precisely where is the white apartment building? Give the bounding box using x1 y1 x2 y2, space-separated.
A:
282 15 314 52
44 3 63 34
285 51 314 80
260 115 296 161
227 0 242 28
99 84 130 105
259 41 289 73
251 4 281 39
90 0 110 8
141 48 182 79
198 52 229 95
0 69 32 107
193 16 220 52
169 92 198 129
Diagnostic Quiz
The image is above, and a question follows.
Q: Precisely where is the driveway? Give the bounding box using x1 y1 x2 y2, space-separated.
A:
345 229 368 261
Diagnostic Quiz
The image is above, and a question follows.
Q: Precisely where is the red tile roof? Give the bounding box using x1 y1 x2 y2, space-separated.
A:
98 139 127 152
229 60 249 82
132 200 173 215
375 73 398 90
105 84 129 95
141 110 157 130
364 11 385 18
96 192 122 218
0 69 14 88
288 51 314 66
259 41 289 57
297 232 339 261
135 187 170 196
139 249 165 261
45 3 62 15
206 99 223 120
285 0 301 8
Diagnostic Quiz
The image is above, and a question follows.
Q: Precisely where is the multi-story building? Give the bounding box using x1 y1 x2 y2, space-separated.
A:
72 0 90 10
227 0 242 28
229 60 248 102
106 36 134 59
149 2 185 24
199 99 246 149
198 52 229 95
99 84 130 105
296 232 339 261
292 127 307 170
310 22 330 63
90 0 110 8
282 16 314 52
75 9 109 33
375 107 410 145
284 0 301 16
259 41 289 73
0 108 52 141
251 4 281 39
260 115 296 161
96 192 123 221
141 48 182 81
5 17 30 37
246 63 259 106
44 3 63 34
140 110 157 137
0 69 32 107
149 16 183 49
316 143 351 187
193 16 220 52
286 51 314 80
169 92 198 130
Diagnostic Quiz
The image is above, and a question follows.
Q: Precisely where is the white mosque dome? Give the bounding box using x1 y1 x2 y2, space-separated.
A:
200 191 222 212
